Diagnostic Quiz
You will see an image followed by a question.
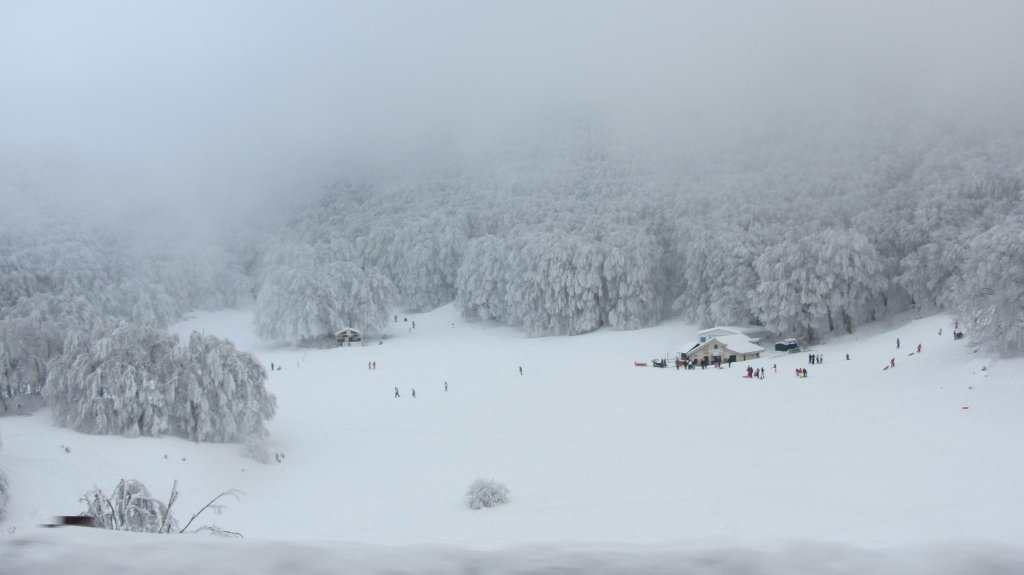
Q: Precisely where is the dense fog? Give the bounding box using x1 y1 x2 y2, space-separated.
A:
2 1 1024 442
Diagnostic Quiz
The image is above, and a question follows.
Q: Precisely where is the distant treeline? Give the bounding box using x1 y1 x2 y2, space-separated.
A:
258 118 1024 355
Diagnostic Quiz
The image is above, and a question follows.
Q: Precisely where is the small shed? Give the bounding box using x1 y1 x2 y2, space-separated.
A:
686 334 764 363
335 328 362 346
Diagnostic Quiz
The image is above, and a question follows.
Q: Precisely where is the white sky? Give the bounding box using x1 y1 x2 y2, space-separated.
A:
2 1 1023 215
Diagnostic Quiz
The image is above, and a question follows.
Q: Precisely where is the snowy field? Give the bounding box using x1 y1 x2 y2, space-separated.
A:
2 305 1024 572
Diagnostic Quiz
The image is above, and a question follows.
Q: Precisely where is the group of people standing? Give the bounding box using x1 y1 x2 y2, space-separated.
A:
745 365 768 379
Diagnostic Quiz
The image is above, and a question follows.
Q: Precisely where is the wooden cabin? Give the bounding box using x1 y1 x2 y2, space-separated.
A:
334 327 362 346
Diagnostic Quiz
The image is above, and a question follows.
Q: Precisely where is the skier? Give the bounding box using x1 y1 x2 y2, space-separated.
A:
394 387 400 398
412 321 416 329
411 388 416 398
444 381 448 392
519 366 523 375
394 314 398 322
270 362 274 371
890 357 896 368
373 361 377 369
897 338 901 349
368 361 372 370
845 353 850 360
916 343 922 353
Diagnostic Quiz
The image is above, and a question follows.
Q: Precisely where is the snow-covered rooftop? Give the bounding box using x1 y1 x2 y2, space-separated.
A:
697 325 771 337
679 340 699 353
715 333 765 353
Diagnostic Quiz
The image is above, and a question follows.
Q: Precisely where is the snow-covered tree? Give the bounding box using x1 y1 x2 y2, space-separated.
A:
951 216 1024 356
254 241 397 344
672 225 761 328
171 332 276 442
601 230 665 330
46 321 177 437
46 323 275 442
750 230 888 340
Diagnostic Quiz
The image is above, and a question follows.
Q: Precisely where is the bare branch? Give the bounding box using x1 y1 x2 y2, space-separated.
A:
179 489 243 534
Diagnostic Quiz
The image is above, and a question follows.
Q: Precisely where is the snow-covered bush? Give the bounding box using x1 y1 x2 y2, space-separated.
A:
465 479 510 510
82 479 241 536
83 479 178 533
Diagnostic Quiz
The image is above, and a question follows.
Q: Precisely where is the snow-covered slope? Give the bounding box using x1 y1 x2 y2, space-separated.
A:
1 306 1022 555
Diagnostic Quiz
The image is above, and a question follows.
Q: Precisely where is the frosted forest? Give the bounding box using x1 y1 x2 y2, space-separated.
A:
2 112 1024 443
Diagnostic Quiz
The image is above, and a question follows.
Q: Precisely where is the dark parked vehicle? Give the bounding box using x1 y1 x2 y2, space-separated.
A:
774 338 801 352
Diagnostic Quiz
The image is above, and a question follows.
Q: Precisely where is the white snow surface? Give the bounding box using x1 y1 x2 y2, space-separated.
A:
2 305 1023 572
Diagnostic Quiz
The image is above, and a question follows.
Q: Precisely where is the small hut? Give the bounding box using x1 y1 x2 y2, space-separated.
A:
334 327 363 346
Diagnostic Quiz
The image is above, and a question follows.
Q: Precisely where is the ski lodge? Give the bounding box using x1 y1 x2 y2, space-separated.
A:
683 334 765 363
679 325 770 363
